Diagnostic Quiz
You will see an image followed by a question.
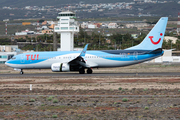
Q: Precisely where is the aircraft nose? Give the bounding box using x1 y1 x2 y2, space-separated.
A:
5 61 9 66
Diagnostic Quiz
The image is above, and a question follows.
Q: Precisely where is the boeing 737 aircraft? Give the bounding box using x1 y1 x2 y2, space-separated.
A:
5 17 168 74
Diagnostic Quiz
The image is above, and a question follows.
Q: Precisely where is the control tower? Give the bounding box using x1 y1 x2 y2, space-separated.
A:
54 11 79 51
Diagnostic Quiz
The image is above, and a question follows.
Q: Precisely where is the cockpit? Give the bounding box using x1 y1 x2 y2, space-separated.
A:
11 56 16 60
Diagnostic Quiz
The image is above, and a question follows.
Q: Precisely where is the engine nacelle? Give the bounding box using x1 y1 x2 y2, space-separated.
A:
51 63 70 72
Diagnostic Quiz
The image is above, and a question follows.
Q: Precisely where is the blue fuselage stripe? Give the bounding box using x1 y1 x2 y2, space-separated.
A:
6 50 163 65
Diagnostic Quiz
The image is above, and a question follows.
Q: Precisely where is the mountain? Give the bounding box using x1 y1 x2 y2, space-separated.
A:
0 0 132 7
137 2 180 17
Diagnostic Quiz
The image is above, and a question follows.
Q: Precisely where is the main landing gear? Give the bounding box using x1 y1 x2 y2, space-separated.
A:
87 68 92 74
79 68 85 74
79 68 93 74
20 69 24 75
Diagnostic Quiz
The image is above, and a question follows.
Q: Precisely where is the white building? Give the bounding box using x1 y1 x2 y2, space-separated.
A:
108 23 118 28
15 29 35 35
126 23 149 29
81 22 88 29
0 45 19 64
164 36 178 44
150 50 180 63
54 11 79 51
88 24 97 29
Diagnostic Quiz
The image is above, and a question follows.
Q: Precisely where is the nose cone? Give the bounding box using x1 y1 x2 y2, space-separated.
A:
5 60 10 66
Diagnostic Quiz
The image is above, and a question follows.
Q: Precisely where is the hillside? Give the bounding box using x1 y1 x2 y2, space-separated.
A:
133 2 180 17
0 0 180 20
0 0 132 7
0 0 179 7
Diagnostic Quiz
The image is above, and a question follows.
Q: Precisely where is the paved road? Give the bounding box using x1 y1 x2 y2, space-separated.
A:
0 95 180 98
0 72 180 77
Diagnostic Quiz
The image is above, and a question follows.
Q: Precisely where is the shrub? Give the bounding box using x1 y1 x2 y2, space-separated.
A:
47 96 54 101
144 106 149 110
30 98 35 102
52 115 57 118
144 88 148 91
118 87 122 90
41 104 45 106
122 98 128 102
53 99 59 103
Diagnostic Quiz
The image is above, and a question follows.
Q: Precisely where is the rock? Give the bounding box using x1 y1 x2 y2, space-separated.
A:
0 99 4 102
173 104 177 106
67 103 72 106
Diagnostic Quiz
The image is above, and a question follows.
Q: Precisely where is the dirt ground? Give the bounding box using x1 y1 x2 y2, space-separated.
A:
0 63 180 119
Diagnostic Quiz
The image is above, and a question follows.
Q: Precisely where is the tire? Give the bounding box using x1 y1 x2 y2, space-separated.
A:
79 69 85 74
87 68 92 74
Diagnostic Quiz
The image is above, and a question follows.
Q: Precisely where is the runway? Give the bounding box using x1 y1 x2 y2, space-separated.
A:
0 72 180 77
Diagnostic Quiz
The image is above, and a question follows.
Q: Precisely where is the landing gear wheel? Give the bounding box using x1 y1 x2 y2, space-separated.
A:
20 70 24 75
87 68 93 74
79 69 85 74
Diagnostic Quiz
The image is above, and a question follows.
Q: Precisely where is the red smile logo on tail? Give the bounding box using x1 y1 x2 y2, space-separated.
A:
149 33 163 45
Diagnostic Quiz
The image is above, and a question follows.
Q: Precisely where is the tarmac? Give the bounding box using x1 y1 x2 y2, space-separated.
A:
0 72 180 77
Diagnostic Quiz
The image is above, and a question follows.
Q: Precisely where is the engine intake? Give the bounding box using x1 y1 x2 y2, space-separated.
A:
51 63 70 72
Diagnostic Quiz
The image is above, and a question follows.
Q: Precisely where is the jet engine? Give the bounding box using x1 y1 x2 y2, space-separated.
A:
51 63 70 72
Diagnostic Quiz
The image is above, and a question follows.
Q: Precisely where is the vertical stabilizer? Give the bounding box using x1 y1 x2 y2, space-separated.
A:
126 17 168 50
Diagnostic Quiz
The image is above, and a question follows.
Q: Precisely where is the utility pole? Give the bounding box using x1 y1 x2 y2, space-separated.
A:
84 30 86 44
5 22 7 35
132 40 133 46
98 31 100 49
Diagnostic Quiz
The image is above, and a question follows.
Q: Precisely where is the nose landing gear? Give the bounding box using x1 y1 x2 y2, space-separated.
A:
20 69 24 75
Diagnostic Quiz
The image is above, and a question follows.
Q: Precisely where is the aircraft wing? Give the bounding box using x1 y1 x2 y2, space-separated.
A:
68 44 97 68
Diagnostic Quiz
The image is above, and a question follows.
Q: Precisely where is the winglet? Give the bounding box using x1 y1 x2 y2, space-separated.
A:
79 44 88 57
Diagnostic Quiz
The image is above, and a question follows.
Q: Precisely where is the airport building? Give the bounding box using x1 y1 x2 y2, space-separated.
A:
0 45 19 64
150 50 180 63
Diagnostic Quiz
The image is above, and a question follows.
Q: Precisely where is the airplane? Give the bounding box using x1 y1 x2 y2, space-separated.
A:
5 17 168 74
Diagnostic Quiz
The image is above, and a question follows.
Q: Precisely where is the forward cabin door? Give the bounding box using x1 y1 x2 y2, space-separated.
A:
20 54 25 63
133 51 138 61
20 54 27 68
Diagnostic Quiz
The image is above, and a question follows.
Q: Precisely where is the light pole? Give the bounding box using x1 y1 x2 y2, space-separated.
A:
84 29 86 44
132 40 133 46
98 31 100 49
46 32 47 43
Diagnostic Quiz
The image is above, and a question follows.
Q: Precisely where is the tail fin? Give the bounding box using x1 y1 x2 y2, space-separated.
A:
126 17 168 50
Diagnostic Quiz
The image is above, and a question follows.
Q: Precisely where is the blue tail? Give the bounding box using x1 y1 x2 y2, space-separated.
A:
126 17 168 50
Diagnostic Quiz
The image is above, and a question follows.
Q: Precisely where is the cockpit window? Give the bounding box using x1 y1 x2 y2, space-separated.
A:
11 57 16 60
